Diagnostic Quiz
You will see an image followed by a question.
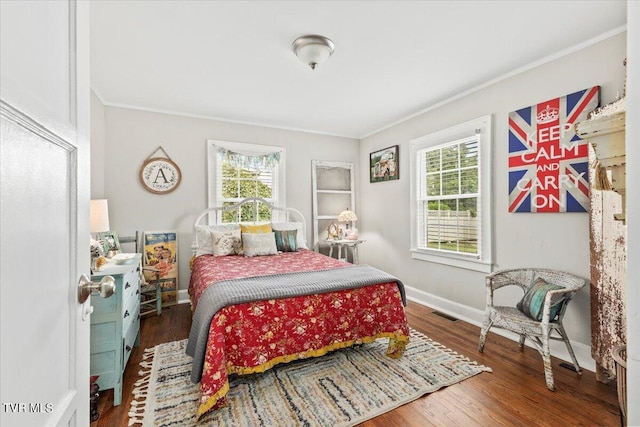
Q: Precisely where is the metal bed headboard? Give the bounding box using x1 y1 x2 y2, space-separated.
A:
191 197 306 252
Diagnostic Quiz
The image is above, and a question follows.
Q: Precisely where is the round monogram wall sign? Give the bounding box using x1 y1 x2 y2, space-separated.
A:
139 157 182 194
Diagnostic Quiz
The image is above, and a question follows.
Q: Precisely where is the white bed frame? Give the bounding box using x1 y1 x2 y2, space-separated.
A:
190 197 306 255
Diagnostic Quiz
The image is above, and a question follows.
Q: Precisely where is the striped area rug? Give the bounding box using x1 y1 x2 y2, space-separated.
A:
128 329 491 426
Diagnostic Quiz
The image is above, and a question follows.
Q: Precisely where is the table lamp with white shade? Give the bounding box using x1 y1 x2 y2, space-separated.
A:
90 199 110 235
90 199 113 262
338 208 358 240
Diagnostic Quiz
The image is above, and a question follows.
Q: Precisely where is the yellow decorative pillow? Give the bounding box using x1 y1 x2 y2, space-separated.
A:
240 223 272 234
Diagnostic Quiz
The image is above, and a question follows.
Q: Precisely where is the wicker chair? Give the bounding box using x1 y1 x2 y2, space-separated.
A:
478 268 586 391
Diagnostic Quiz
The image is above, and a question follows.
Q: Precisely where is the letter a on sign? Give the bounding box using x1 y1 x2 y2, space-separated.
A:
507 86 599 213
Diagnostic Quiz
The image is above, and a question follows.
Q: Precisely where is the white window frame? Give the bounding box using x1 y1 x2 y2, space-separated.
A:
409 115 493 273
207 140 286 219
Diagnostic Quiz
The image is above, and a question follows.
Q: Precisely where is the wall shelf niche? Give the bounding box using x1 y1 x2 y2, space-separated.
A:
311 160 355 252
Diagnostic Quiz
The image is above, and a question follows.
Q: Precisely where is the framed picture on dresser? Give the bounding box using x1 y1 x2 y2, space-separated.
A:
142 230 179 306
97 231 120 255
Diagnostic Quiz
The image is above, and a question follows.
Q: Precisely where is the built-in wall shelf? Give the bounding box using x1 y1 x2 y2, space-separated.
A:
318 215 339 220
316 189 353 194
311 160 355 251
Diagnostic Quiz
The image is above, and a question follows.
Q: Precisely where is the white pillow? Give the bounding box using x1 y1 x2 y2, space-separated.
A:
195 224 240 256
211 229 243 256
271 222 308 249
242 232 278 257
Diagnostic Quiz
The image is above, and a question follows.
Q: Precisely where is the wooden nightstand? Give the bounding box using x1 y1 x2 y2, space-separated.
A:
323 239 365 264
90 254 141 406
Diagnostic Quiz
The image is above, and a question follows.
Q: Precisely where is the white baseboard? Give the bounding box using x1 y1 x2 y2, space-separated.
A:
405 284 596 373
178 289 190 305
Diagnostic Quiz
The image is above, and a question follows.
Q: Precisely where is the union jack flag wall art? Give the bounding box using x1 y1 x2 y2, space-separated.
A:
508 86 600 213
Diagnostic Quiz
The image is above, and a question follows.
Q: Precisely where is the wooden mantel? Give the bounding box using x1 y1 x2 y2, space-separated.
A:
576 102 626 222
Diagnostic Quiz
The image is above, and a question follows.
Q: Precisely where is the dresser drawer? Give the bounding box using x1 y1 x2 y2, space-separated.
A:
122 297 140 342
122 270 139 302
122 308 140 369
123 276 139 308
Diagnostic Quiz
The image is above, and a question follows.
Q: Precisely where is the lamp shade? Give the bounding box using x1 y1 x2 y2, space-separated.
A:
338 209 358 223
90 199 110 233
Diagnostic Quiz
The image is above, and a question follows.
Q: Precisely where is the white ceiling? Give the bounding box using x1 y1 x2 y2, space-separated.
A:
90 1 627 139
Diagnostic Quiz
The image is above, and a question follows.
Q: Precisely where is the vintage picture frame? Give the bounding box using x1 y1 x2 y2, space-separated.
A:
327 222 340 240
97 231 120 255
142 231 179 306
370 145 399 183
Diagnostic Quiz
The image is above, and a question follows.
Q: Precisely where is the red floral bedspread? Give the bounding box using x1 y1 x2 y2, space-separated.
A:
189 249 409 417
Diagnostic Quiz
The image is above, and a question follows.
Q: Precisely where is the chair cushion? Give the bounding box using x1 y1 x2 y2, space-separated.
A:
516 277 565 321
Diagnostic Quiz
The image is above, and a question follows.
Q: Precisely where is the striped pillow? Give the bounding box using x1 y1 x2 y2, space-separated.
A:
517 277 565 321
274 229 298 252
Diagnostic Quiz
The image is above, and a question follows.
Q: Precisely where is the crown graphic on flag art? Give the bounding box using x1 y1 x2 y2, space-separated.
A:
536 105 560 124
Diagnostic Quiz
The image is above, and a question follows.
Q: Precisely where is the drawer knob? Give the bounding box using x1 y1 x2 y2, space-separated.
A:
125 282 131 289
125 345 132 352
136 289 140 295
124 310 130 318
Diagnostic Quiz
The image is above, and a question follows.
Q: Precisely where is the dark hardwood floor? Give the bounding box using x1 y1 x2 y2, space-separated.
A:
92 301 620 426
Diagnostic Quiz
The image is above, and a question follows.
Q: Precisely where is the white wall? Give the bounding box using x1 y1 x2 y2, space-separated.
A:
359 32 627 362
90 91 106 197
95 106 359 292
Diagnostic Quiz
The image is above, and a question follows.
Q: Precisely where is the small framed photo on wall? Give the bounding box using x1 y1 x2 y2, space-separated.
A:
370 145 399 183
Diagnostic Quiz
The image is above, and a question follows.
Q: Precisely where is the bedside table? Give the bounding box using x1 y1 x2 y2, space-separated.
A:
90 253 142 406
323 239 365 264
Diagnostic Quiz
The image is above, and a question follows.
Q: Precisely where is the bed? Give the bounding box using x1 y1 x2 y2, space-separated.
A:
186 197 409 418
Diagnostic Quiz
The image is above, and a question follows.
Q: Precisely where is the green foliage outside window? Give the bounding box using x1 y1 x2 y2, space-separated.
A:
425 142 478 217
220 163 273 222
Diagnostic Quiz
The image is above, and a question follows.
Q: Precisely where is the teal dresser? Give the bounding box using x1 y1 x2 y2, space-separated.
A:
90 254 141 406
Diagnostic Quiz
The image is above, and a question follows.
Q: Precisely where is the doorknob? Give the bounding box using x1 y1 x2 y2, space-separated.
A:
78 274 115 303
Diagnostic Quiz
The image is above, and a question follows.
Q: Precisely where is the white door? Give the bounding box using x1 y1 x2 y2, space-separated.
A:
1 1 91 426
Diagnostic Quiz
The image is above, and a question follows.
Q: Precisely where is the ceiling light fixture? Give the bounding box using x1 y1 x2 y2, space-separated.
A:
292 34 335 70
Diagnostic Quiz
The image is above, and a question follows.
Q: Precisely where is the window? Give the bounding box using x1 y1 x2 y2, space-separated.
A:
410 115 493 272
207 140 286 223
